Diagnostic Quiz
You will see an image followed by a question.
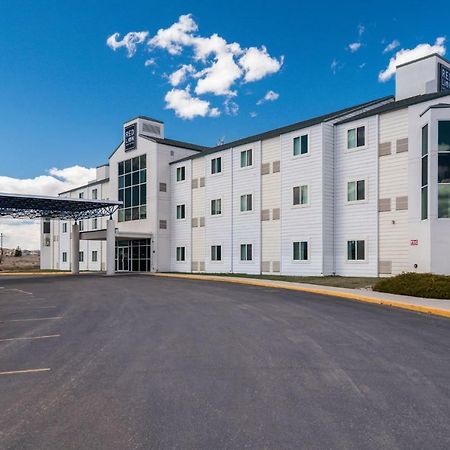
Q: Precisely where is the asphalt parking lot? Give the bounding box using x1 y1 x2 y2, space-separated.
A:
0 274 449 450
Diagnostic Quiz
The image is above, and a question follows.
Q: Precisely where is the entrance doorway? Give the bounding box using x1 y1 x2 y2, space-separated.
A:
115 239 151 272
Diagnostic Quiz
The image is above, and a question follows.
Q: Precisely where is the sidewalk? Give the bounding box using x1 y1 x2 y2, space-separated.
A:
153 273 450 319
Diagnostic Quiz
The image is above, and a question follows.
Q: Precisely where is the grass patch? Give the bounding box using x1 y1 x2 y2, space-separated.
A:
373 273 450 299
166 272 379 289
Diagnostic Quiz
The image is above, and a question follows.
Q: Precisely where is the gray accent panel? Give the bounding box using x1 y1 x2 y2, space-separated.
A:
192 217 198 228
272 261 280 272
261 261 271 272
396 196 408 210
396 138 408 153
261 163 270 175
159 220 167 229
191 179 198 189
261 209 270 221
159 182 167 192
379 260 392 274
272 208 280 220
272 160 281 173
199 177 205 187
378 142 391 157
378 198 391 212
199 217 205 227
199 261 205 271
192 261 199 271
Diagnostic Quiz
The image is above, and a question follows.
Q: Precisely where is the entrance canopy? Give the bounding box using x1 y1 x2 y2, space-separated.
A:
0 193 121 220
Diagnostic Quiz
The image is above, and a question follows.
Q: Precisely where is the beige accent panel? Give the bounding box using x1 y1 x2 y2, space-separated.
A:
192 179 198 189
378 198 391 212
272 208 280 220
199 177 205 187
261 261 271 272
192 261 199 271
192 218 198 227
396 196 408 210
261 163 270 175
199 261 205 271
159 220 167 229
199 217 205 227
396 138 408 153
379 260 392 274
272 261 280 272
379 142 391 157
261 209 270 221
272 160 280 173
159 182 167 192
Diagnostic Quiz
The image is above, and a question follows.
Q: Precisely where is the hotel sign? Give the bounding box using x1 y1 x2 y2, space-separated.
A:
438 63 450 92
124 123 137 151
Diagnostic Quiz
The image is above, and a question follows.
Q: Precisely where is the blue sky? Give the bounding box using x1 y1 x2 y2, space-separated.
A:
0 0 448 179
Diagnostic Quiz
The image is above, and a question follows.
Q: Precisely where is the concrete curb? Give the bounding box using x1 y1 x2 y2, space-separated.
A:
152 273 450 319
0 272 70 276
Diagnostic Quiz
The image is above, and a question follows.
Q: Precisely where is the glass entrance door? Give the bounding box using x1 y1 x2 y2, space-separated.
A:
115 239 151 272
117 245 129 272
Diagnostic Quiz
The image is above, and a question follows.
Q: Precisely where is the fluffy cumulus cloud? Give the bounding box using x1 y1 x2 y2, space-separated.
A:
106 31 148 57
379 37 446 82
107 14 284 119
257 90 279 105
164 86 220 119
0 166 95 250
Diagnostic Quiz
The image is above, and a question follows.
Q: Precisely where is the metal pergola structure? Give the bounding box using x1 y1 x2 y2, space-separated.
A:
0 192 121 220
0 192 122 276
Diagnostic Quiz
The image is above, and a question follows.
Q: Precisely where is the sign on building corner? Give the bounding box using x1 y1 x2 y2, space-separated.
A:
124 123 137 151
438 63 450 92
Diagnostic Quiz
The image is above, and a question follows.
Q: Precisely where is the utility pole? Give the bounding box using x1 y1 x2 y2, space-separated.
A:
0 233 3 265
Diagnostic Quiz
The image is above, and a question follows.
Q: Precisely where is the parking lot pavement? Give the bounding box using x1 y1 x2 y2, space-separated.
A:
0 274 450 449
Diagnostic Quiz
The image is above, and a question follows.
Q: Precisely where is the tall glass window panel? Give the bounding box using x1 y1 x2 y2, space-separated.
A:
421 124 429 220
438 121 450 218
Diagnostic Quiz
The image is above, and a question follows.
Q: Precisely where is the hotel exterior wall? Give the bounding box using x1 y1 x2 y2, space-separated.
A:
191 158 206 271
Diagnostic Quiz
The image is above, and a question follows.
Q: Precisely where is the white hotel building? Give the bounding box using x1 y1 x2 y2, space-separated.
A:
41 54 450 276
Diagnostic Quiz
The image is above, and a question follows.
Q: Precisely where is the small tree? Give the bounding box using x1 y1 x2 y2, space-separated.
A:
14 246 22 257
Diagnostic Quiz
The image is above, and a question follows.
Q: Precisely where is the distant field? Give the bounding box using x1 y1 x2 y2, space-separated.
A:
0 254 40 272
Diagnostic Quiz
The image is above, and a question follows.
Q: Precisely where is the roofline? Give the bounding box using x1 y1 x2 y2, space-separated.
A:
59 178 109 195
109 140 123 159
96 163 109 169
336 91 450 125
0 192 120 206
170 95 393 165
140 134 209 152
420 103 450 117
123 115 164 125
396 52 450 69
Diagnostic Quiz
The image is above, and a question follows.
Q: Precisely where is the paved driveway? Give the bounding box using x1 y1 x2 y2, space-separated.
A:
0 274 449 449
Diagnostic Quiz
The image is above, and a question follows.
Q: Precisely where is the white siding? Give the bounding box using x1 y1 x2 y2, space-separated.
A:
191 157 206 271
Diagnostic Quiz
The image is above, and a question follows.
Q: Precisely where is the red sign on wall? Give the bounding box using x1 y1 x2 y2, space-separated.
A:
410 239 419 246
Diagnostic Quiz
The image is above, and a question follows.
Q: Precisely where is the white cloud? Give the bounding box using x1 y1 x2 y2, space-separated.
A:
379 37 446 82
250 111 258 118
383 39 400 53
169 64 196 86
0 166 96 250
224 98 239 116
359 62 367 69
144 58 156 66
358 24 365 36
106 31 148 57
257 90 279 105
239 46 284 82
331 58 339 74
164 86 220 119
348 42 362 53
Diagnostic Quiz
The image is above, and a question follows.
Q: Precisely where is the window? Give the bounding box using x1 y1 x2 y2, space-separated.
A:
43 220 50 234
92 188 98 200
240 149 253 168
92 251 98 262
347 240 365 261
421 124 429 220
176 166 186 182
293 185 309 206
347 180 366 202
211 157 222 174
293 241 308 261
62 252 67 263
293 135 308 156
240 194 253 212
240 244 253 261
176 204 186 220
347 126 366 149
92 218 98 229
176 247 186 262
438 121 450 218
211 199 222 215
211 245 222 261
79 192 84 199
79 251 84 262
79 220 84 232
118 154 147 222
62 222 67 233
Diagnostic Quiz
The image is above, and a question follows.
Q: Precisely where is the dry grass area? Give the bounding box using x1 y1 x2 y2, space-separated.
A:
0 254 40 272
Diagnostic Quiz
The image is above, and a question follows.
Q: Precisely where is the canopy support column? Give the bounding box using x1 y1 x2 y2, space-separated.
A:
106 218 115 276
71 222 80 275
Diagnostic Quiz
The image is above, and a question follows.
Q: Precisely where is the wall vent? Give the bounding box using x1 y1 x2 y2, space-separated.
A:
142 122 161 136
